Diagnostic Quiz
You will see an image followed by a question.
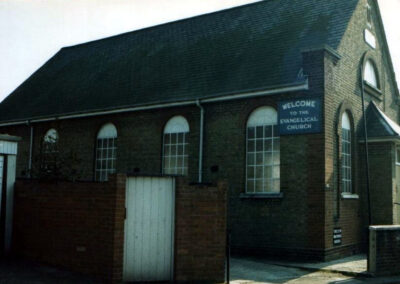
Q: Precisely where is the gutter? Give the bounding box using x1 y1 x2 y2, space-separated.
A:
0 81 309 127
359 136 400 143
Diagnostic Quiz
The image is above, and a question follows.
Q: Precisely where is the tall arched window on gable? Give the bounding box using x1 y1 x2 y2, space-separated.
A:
246 107 280 193
95 123 117 181
42 128 59 172
341 112 353 194
163 116 189 176
364 59 379 89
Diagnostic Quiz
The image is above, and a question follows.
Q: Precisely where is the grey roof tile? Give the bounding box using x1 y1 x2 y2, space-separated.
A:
0 0 358 122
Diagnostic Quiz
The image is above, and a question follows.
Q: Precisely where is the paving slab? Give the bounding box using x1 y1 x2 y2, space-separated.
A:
230 257 353 284
269 254 368 277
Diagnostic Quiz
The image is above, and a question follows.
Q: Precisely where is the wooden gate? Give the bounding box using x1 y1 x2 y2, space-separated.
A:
123 176 175 282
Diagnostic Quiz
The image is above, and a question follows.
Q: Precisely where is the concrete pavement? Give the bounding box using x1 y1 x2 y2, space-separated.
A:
230 255 400 284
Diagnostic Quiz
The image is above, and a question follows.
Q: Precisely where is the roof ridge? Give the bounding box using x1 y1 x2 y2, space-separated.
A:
63 0 266 50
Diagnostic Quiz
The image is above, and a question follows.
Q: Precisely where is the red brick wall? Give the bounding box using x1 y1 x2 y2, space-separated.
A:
12 174 126 282
174 178 227 282
12 175 227 282
369 226 400 276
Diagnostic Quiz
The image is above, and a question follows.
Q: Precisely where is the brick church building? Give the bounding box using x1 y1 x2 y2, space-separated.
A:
0 0 399 260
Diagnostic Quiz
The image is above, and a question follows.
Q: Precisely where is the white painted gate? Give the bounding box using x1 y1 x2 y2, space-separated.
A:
0 156 3 191
123 177 175 282
0 156 3 209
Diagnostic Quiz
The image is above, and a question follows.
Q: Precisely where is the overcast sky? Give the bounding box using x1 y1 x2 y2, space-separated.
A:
0 0 399 103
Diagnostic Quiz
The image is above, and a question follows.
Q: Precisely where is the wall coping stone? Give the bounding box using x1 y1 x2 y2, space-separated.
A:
370 225 400 231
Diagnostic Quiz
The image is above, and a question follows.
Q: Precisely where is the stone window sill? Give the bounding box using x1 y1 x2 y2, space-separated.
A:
341 193 359 200
240 192 284 199
364 82 382 100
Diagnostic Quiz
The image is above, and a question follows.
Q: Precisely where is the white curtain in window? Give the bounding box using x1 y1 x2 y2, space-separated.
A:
246 107 280 194
95 123 117 181
341 112 352 193
163 116 189 176
364 60 378 88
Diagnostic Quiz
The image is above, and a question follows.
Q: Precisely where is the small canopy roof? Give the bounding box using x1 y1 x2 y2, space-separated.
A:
365 102 400 140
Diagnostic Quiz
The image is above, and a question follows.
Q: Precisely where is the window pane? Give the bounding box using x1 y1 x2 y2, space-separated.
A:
178 144 184 155
265 179 272 192
248 140 255 152
248 127 255 139
265 126 272 137
184 156 188 169
255 166 263 179
273 152 280 165
170 156 176 169
264 166 272 179
264 153 273 165
246 108 280 194
256 126 263 138
397 148 400 164
177 133 183 143
273 125 279 136
264 139 272 152
248 166 255 179
272 179 280 193
171 145 177 155
171 133 177 144
247 180 255 193
273 166 280 179
273 139 280 151
164 145 171 156
255 180 263 193
247 153 255 166
177 156 183 168
256 153 263 165
256 140 263 152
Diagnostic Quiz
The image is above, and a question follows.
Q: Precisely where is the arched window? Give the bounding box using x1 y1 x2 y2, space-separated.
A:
364 60 379 89
42 128 59 172
341 112 352 194
95 123 117 181
246 107 280 193
163 116 189 176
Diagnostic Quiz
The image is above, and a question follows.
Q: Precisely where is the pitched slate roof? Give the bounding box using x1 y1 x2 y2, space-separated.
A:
0 0 359 123
366 102 400 138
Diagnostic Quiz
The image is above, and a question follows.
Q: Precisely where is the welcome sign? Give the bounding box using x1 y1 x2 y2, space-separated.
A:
278 98 322 135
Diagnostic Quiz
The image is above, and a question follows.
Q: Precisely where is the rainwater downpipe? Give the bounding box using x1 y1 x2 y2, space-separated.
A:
28 121 33 178
196 100 204 183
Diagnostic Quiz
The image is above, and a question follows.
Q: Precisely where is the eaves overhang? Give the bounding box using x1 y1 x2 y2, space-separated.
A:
0 80 308 127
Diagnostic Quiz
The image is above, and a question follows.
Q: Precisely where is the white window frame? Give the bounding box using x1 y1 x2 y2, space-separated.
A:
42 128 59 172
246 106 280 194
364 60 379 89
162 116 189 176
341 112 352 194
396 145 400 166
95 123 117 182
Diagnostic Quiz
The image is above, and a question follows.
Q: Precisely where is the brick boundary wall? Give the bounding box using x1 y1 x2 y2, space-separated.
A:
12 175 227 283
369 225 400 276
12 174 126 282
174 178 227 282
